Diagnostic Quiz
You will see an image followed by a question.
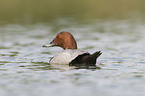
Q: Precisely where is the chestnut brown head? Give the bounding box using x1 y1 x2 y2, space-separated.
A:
43 31 77 49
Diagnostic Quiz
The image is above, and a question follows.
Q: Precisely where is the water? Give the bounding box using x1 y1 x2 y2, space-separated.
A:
0 18 145 96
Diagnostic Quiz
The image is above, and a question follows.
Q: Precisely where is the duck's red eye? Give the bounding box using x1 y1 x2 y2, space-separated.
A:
57 35 61 39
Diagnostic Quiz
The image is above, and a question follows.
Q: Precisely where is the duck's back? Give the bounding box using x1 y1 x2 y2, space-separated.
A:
49 49 89 64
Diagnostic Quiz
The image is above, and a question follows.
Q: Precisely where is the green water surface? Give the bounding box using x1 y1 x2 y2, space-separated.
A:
1 0 145 96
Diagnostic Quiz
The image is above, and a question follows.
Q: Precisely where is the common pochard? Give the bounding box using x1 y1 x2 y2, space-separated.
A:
43 31 102 66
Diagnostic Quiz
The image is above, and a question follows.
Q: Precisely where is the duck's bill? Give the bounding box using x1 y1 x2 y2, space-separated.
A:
42 44 55 47
42 40 56 47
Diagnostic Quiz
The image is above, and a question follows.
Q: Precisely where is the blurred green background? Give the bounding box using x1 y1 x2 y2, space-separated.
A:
0 0 145 24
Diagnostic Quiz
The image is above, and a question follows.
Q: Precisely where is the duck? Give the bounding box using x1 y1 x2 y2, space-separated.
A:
43 31 102 66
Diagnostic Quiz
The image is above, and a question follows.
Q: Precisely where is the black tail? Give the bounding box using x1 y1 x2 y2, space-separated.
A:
69 51 102 66
91 51 102 60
